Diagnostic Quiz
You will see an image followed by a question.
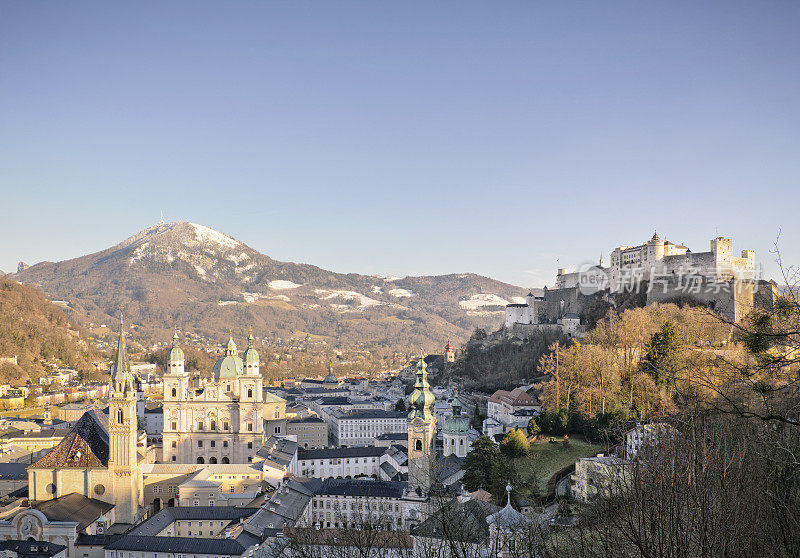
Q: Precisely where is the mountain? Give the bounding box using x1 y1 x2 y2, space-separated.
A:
0 277 97 385
11 222 527 349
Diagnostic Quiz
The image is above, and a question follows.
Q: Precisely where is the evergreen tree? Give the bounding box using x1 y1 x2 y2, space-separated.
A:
394 398 406 412
642 320 684 384
462 435 501 491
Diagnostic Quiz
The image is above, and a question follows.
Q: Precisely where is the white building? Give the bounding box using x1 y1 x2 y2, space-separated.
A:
162 332 264 464
296 446 388 479
330 410 407 447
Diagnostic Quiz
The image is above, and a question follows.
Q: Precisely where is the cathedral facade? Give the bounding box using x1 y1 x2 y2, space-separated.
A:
161 332 264 464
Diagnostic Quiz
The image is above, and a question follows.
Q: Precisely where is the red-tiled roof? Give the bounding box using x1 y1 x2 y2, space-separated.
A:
29 410 109 469
489 387 538 407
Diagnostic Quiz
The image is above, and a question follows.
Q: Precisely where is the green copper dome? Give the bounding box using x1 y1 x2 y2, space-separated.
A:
408 352 435 421
243 333 259 364
444 392 469 434
213 333 243 379
168 329 184 363
323 365 338 385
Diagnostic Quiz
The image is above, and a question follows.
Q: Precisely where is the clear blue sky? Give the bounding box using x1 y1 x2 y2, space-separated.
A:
1 2 798 287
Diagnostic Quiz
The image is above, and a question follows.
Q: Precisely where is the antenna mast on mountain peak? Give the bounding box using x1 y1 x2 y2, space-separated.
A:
160 210 165 225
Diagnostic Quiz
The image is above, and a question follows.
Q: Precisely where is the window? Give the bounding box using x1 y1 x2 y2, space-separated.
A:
247 442 253 449
224 422 229 430
94 484 105 495
223 441 228 448
172 456 176 462
171 388 177 397
210 441 215 448
247 423 253 431
247 388 253 398
171 422 177 430
198 440 203 448
193 500 199 507
211 420 216 430
198 421 204 431
209 501 215 506
415 440 422 451
172 441 177 448
117 408 124 424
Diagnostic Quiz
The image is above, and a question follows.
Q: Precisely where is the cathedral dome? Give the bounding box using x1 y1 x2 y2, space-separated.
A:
323 365 338 389
214 332 243 379
213 355 243 379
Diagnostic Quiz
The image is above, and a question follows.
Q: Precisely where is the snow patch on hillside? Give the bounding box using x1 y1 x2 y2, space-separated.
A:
371 286 383 294
218 300 238 306
373 275 403 282
269 280 302 290
388 288 413 298
316 289 383 309
458 293 510 310
190 223 240 249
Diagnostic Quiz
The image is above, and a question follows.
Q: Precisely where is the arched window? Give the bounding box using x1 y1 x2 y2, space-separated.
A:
171 388 177 398
247 388 253 398
117 409 124 424
196 457 205 464
415 440 422 451
209 457 217 464
210 420 216 431
221 457 230 464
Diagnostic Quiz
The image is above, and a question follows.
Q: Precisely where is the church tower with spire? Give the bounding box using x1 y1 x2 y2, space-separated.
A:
407 351 436 493
108 314 141 524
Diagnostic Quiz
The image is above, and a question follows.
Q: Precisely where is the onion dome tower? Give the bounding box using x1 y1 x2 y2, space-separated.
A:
443 391 470 458
243 329 260 376
407 351 436 493
445 339 455 363
167 328 185 375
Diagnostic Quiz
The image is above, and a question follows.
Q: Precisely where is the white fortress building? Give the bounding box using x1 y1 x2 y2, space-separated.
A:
162 331 264 464
608 233 755 289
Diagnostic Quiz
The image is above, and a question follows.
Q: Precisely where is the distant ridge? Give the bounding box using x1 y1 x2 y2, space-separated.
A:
13 222 527 349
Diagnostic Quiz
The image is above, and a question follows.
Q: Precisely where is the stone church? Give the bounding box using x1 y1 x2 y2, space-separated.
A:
0 317 145 557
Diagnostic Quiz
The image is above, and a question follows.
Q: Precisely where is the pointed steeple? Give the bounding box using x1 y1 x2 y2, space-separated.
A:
111 313 135 394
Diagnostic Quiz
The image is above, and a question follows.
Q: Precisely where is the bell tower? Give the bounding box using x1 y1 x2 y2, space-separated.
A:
407 351 436 493
108 314 141 524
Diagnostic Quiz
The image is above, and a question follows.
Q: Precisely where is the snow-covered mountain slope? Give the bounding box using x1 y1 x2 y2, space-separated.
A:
12 222 526 348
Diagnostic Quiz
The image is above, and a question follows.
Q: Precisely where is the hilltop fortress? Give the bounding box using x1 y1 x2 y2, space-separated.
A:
506 233 777 339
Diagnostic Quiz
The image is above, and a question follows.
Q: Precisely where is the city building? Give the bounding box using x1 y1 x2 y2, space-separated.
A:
162 332 264 464
330 410 407 447
570 454 631 503
286 417 327 449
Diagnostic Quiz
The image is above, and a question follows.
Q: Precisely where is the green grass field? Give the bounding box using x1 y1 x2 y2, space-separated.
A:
517 437 605 495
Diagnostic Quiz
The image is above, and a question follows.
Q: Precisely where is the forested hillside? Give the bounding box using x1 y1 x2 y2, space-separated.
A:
0 277 97 385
